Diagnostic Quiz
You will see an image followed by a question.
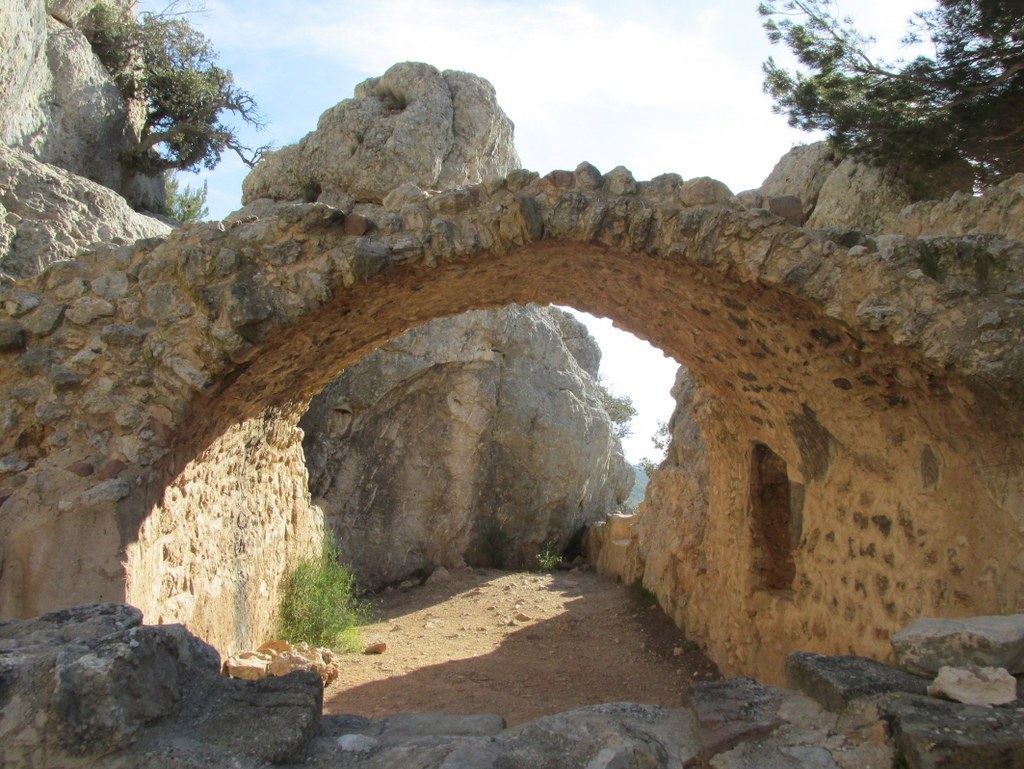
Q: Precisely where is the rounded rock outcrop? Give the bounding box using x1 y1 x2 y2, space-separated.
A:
241 62 520 206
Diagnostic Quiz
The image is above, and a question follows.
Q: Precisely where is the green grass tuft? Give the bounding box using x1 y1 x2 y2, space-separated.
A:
536 539 562 571
633 580 659 608
278 534 366 651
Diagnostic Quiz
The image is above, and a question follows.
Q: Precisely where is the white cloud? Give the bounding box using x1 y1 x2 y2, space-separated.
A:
277 0 792 189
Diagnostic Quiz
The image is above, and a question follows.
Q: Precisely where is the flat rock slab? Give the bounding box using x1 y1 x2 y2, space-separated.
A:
175 671 324 765
891 615 1024 675
309 704 700 769
880 693 1024 769
379 712 507 740
501 703 698 769
0 603 143 649
688 678 786 759
787 652 929 712
711 742 840 769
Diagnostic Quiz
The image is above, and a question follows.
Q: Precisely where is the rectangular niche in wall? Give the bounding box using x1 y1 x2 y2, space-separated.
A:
749 442 797 591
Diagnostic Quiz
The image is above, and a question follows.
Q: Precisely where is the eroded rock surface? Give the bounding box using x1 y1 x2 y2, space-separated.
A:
880 694 1024 769
926 665 1018 707
242 61 520 206
748 142 979 233
786 652 929 713
892 614 1024 675
300 304 632 587
805 157 913 231
0 603 907 769
757 142 838 220
0 603 324 767
747 143 911 230
0 0 160 209
889 173 1024 241
0 143 170 278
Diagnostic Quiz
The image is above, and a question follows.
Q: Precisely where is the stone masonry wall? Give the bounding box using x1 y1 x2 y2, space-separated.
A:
125 408 322 655
0 165 1021 680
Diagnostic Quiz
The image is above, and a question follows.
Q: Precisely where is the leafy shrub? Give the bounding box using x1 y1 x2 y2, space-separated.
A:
536 539 562 571
164 172 208 223
82 2 267 175
633 580 659 608
278 534 365 651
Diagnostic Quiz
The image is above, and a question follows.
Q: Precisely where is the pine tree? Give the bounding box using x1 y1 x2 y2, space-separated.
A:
760 0 1024 187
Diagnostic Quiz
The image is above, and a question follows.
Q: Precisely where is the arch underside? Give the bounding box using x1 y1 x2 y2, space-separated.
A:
134 241 1024 681
1 175 1022 683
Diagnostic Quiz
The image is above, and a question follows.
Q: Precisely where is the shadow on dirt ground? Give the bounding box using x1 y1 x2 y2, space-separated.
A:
324 569 720 725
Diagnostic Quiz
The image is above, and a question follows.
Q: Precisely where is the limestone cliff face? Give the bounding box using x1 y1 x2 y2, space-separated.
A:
300 304 633 588
242 62 520 206
0 0 162 211
0 144 170 279
749 141 976 232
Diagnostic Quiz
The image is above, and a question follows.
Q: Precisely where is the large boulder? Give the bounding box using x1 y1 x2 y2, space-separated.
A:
748 142 974 232
300 304 632 588
0 143 170 279
758 142 839 220
805 156 913 231
242 61 520 206
0 0 161 210
749 144 913 231
0 603 324 767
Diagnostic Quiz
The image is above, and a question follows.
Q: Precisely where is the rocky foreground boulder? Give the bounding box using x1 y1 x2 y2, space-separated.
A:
24 602 1024 768
301 304 633 588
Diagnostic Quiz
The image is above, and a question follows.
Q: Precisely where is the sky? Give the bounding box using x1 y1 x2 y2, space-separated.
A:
142 0 931 463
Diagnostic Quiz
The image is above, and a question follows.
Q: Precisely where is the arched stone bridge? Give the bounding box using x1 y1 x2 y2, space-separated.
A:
1 164 1022 682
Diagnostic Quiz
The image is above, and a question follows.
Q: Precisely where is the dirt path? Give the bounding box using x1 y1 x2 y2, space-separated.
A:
324 568 720 726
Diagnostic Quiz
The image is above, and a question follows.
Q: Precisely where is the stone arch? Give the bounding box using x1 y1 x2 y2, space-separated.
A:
1 165 1022 682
